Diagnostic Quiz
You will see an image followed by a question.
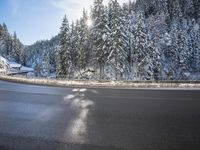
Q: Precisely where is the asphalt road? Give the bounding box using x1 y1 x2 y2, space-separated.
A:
0 80 200 150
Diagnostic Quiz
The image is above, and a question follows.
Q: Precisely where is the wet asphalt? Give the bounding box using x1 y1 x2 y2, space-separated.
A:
0 80 200 150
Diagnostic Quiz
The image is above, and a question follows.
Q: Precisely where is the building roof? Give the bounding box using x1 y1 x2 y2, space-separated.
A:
8 62 22 68
0 55 34 74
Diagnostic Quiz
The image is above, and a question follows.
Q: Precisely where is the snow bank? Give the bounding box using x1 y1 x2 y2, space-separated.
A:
0 75 200 89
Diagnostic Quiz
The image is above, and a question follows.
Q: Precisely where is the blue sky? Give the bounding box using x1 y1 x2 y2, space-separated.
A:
0 0 130 45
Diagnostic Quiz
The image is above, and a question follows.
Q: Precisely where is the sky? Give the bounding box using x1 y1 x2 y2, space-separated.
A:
0 0 131 45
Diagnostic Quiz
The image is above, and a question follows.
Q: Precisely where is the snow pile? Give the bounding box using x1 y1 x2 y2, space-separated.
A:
0 75 200 89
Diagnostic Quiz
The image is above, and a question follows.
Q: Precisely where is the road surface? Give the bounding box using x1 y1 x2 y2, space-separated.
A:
0 80 200 150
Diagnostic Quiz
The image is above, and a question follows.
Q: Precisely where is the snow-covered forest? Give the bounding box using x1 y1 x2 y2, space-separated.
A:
0 23 25 65
1 0 200 80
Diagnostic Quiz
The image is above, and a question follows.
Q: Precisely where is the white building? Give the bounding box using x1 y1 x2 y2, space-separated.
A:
0 55 33 75
8 62 22 74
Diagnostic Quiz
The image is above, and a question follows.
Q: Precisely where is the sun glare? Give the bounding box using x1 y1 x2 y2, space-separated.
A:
86 18 93 27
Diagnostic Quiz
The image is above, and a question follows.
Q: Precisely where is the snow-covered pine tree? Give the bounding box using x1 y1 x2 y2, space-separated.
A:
169 0 183 20
91 0 110 79
107 0 128 80
0 24 5 55
158 0 169 15
42 49 50 76
132 12 148 80
11 32 25 64
70 22 79 72
178 27 191 79
189 22 200 72
165 22 180 80
0 24 3 40
182 0 195 18
195 25 200 72
57 15 72 78
147 40 161 81
148 13 168 43
122 3 133 79
48 36 59 70
76 10 90 71
146 12 168 78
193 0 200 19
0 23 12 57
11 32 18 61
160 31 171 80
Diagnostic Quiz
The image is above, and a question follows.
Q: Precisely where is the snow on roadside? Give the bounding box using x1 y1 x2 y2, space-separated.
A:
0 75 200 89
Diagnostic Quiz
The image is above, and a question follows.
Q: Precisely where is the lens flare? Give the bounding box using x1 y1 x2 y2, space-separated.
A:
86 18 92 27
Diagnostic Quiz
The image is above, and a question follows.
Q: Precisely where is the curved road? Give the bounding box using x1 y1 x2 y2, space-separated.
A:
0 80 200 150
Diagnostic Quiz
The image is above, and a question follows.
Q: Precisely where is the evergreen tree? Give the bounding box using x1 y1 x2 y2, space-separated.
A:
182 0 195 18
132 12 148 80
169 0 183 20
1 23 12 57
190 23 200 72
108 0 128 80
91 0 110 79
42 49 50 75
178 27 191 77
12 32 24 64
76 10 90 71
147 40 161 80
122 3 133 79
0 24 3 40
70 22 79 71
57 15 72 78
158 0 169 15
167 22 179 80
195 27 200 72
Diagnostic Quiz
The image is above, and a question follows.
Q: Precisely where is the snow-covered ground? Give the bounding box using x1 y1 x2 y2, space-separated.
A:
0 75 200 89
